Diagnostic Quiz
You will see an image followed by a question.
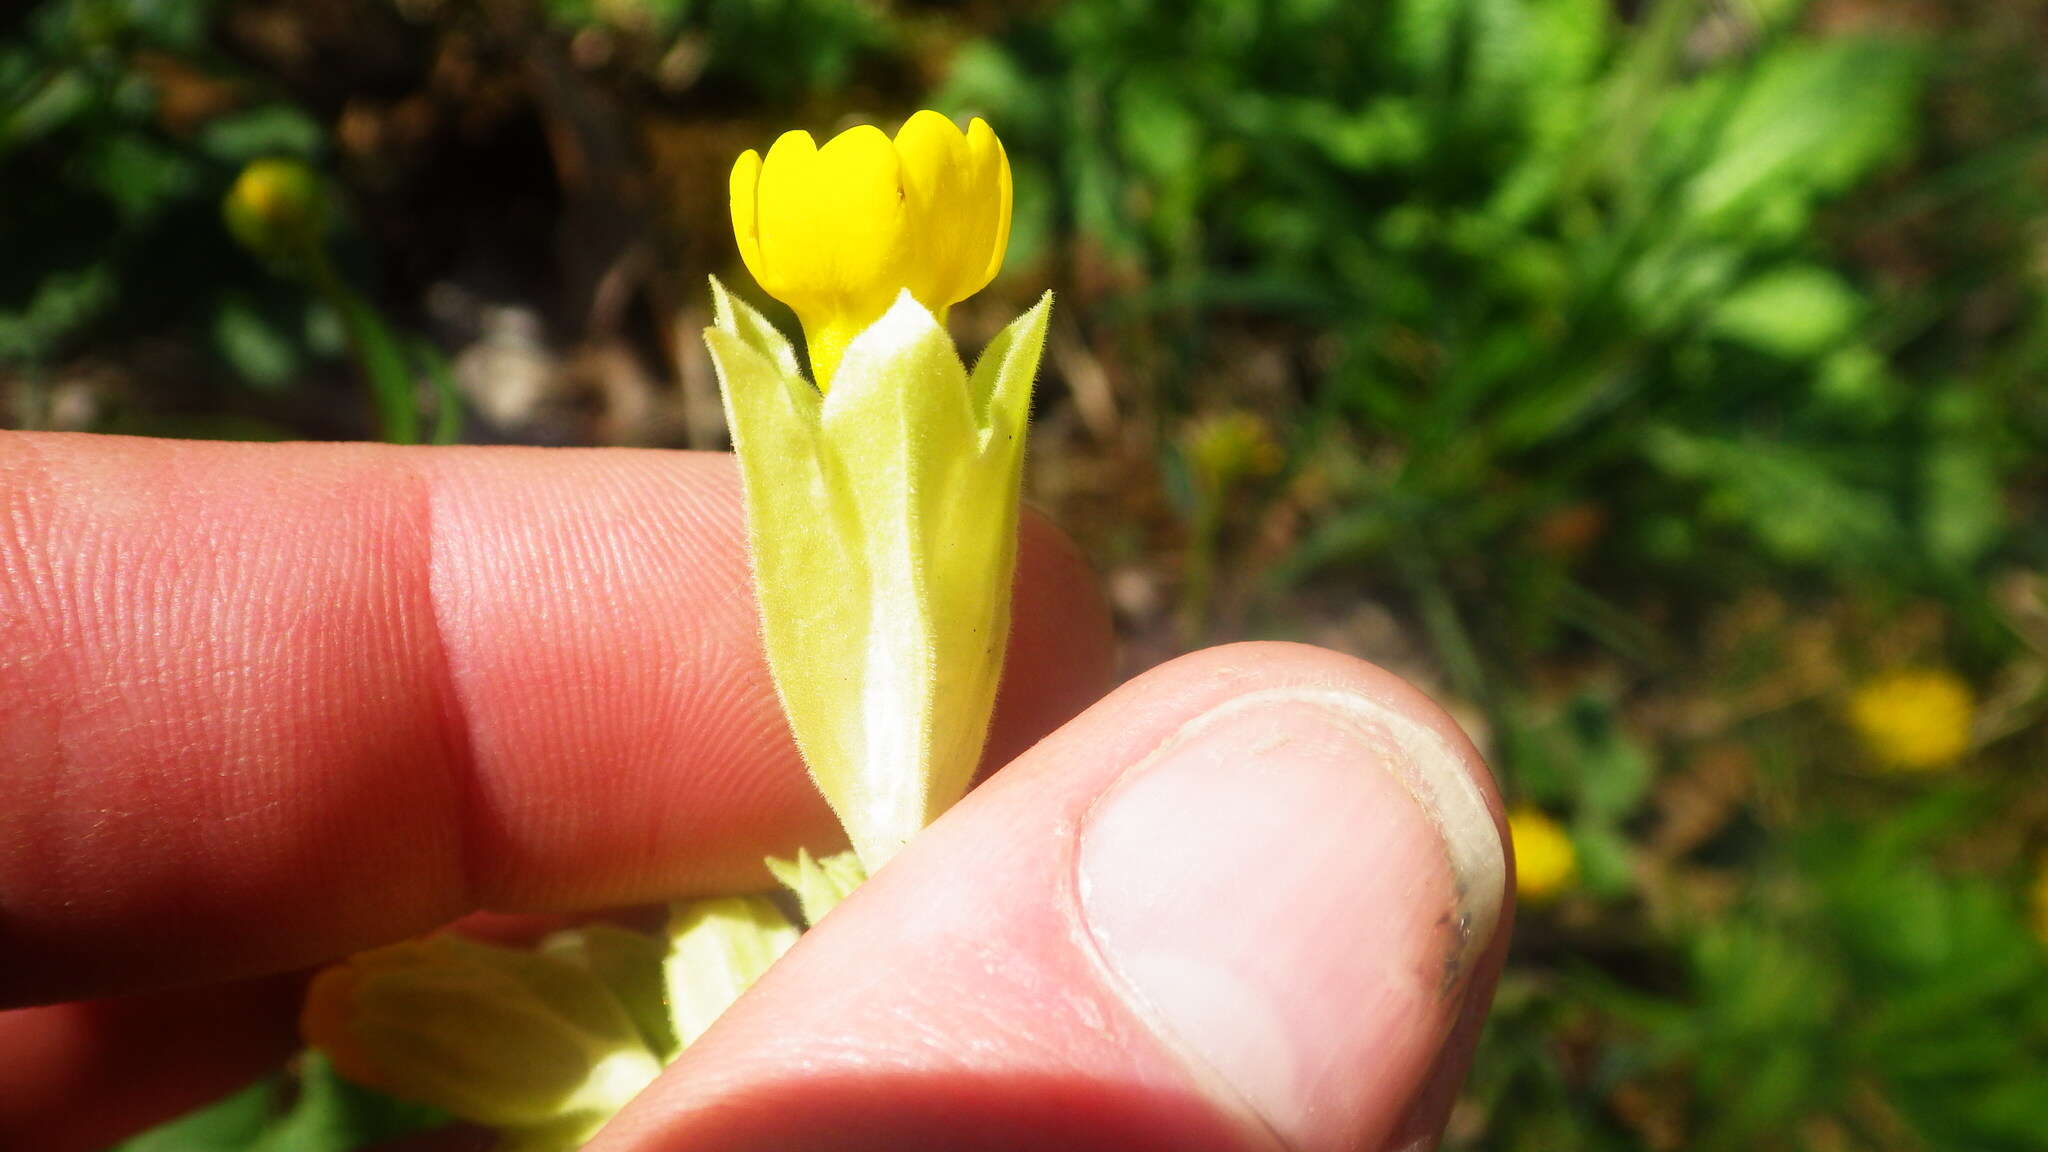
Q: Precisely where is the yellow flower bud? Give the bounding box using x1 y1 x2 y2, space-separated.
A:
730 110 1012 388
1847 667 1975 772
222 158 329 271
1508 807 1578 903
302 934 661 1149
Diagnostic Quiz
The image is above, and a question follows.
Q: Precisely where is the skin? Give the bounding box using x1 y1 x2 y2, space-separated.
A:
0 432 1511 1152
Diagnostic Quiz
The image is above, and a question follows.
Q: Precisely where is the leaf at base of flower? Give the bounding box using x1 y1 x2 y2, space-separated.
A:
765 848 868 926
661 895 800 1048
706 280 1052 871
301 934 662 1149
539 923 680 1062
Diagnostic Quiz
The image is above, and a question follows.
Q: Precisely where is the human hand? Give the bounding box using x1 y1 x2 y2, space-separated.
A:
0 432 1512 1152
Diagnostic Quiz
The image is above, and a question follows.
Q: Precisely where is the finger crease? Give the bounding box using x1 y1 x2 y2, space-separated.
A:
413 459 489 914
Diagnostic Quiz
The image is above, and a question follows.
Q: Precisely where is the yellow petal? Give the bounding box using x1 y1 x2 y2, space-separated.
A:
1507 808 1578 902
728 112 1014 386
894 110 974 308
728 148 767 290
967 117 1012 290
894 112 1011 308
751 129 818 303
813 123 913 315
1848 667 1975 771
757 124 907 324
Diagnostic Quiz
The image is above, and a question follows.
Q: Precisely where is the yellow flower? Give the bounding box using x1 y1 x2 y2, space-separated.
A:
1508 807 1578 903
1847 667 1975 772
730 110 1011 389
1184 409 1284 494
222 158 328 269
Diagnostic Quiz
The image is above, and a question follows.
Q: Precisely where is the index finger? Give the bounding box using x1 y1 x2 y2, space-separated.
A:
0 432 1115 1006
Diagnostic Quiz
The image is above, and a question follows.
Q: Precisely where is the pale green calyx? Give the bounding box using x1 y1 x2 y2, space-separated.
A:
705 278 1052 870
662 896 800 1048
766 848 868 926
540 923 681 1062
301 934 663 1151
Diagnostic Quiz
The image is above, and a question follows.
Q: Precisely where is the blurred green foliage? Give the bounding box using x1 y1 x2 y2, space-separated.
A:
949 7 2048 1137
540 0 888 98
1486 799 2048 1150
946 1 1990 615
1 0 340 433
9 0 2047 1148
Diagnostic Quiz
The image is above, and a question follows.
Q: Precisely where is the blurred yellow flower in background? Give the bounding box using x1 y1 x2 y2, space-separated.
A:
1509 807 1578 903
729 110 1011 389
222 157 328 269
1847 667 1975 772
1184 409 1285 494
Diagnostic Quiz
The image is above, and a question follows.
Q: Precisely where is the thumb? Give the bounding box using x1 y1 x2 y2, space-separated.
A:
597 642 1513 1152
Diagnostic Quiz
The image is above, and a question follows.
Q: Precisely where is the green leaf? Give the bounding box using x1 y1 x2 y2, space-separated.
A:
1571 822 1634 898
248 1056 446 1152
116 1057 445 1152
115 1079 278 1151
1919 386 2004 571
1644 426 1904 569
82 132 199 225
0 262 115 361
1570 700 1653 823
198 105 325 164
1710 265 1863 358
1921 437 2003 572
1673 37 1924 237
1 67 93 151
212 293 300 390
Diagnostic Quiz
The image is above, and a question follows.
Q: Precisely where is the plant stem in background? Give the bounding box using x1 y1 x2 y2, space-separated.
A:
307 257 419 445
224 158 460 445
